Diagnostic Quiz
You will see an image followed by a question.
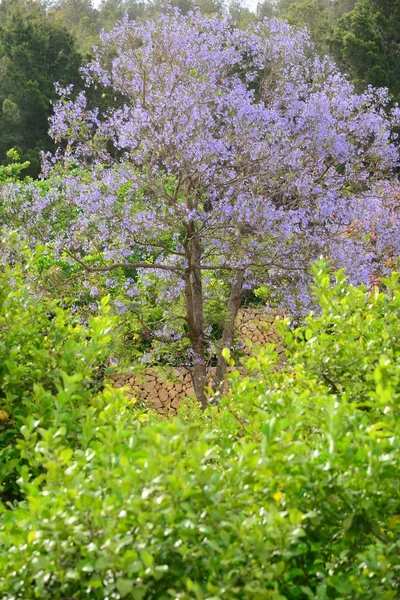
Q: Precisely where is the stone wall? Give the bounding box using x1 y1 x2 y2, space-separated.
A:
112 368 195 416
235 309 285 356
112 308 284 415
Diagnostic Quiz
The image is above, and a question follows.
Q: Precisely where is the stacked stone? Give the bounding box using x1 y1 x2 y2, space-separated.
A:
111 308 285 415
235 309 286 362
112 368 194 416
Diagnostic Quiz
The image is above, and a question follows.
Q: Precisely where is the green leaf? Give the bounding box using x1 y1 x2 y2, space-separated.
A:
140 549 154 568
221 347 230 361
116 578 134 597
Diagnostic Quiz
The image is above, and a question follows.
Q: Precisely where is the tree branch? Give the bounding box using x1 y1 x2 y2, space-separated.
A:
66 251 183 275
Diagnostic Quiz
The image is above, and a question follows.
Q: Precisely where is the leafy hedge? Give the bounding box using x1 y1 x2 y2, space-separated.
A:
0 262 400 598
0 247 113 500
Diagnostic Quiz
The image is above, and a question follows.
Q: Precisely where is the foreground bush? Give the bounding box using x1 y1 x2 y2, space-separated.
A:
0 265 400 598
0 247 112 500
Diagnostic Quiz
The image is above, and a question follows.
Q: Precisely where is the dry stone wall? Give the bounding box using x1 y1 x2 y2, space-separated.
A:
235 309 285 356
111 308 284 415
112 368 195 416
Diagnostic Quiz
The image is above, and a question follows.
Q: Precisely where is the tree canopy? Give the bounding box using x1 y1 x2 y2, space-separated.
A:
1 0 399 179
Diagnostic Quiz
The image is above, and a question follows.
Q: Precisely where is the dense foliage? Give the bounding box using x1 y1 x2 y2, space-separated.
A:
1 262 400 598
0 243 113 501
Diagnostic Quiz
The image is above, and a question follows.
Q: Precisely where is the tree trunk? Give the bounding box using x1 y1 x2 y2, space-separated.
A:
183 225 208 410
191 335 208 410
213 269 244 394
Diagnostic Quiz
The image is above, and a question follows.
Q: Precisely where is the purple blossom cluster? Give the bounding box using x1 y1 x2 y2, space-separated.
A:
16 13 398 288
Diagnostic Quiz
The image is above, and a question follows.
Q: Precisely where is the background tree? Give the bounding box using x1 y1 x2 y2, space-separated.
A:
331 0 357 15
97 0 147 26
146 0 225 15
228 0 256 28
279 0 335 53
261 0 400 101
332 0 400 101
44 0 100 56
0 0 82 176
256 0 277 19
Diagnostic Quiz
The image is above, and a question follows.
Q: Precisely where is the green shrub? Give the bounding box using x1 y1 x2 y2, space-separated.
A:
0 263 400 599
0 247 113 501
278 261 400 407
0 149 30 183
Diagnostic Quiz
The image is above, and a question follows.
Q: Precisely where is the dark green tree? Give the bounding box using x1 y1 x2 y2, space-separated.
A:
280 0 335 52
332 0 400 101
0 1 83 177
228 0 256 27
331 0 357 15
256 0 276 18
44 0 99 55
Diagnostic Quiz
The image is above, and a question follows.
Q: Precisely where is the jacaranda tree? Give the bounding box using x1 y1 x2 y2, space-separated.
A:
3 11 400 407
